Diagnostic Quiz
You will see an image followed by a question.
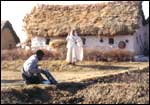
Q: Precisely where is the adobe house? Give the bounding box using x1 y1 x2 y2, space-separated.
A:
23 1 149 57
1 20 20 49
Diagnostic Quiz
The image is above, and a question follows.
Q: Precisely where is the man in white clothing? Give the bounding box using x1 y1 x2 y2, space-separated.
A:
22 50 57 84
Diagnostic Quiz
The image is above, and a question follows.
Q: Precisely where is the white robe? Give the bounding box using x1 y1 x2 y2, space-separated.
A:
66 32 77 63
74 34 84 61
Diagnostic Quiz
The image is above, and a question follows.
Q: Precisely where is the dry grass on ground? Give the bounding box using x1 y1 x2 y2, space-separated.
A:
1 60 149 104
1 67 149 104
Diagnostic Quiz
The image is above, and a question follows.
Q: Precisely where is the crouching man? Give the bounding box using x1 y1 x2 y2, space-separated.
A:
21 50 57 85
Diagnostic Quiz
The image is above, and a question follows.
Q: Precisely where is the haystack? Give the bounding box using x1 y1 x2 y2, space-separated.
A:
49 39 67 48
23 1 142 38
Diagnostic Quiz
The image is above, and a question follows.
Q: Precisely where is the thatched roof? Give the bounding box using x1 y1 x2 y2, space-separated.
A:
1 20 20 43
23 1 143 38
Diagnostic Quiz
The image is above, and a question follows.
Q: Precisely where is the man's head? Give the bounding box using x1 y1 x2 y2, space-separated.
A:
36 50 44 60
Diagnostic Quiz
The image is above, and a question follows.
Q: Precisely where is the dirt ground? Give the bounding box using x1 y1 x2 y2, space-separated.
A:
1 60 149 83
1 60 149 104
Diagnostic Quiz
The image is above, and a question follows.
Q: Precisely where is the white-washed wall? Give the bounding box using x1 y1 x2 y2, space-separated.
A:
31 36 67 50
31 36 47 50
83 35 134 52
31 31 147 55
114 35 134 52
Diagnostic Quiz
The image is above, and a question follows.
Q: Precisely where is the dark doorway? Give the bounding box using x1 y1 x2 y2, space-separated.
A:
46 38 50 45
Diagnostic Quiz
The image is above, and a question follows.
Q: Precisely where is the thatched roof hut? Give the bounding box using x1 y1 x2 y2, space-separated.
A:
1 20 20 44
23 1 143 38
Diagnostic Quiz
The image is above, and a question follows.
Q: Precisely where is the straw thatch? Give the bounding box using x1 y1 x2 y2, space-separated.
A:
23 1 142 38
49 39 67 48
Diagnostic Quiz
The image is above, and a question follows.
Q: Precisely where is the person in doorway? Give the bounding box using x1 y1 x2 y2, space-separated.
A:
21 50 57 84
